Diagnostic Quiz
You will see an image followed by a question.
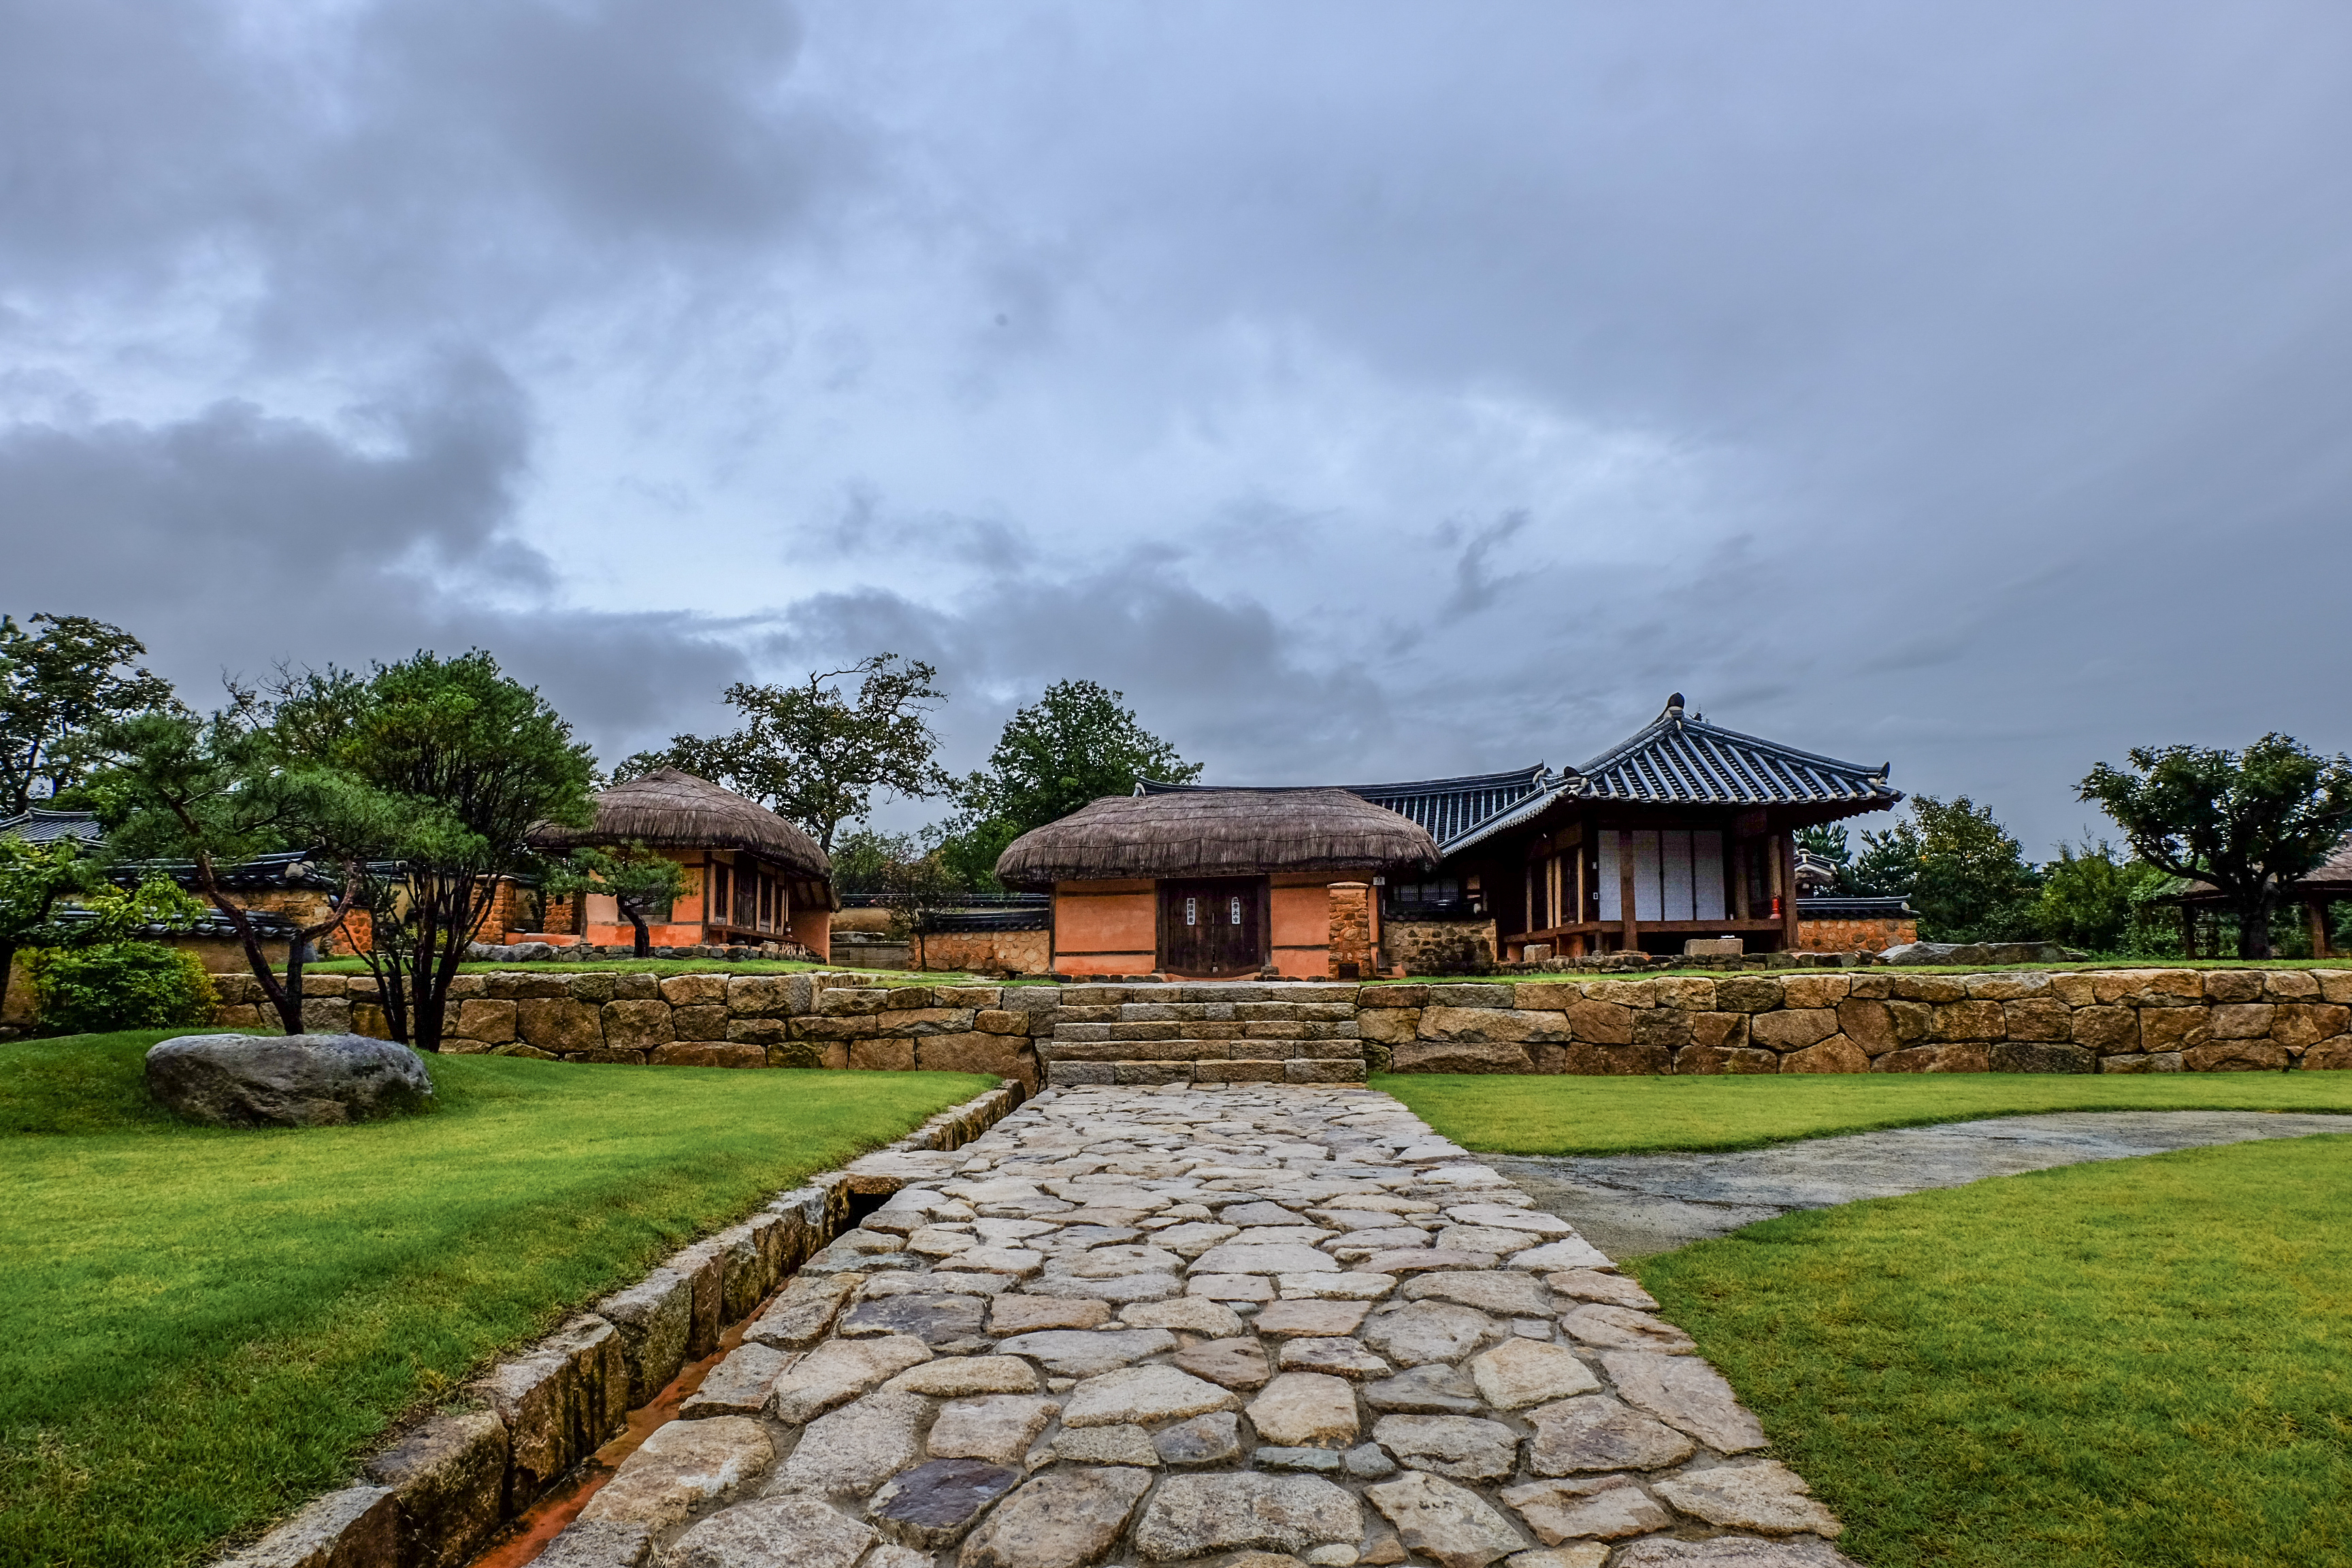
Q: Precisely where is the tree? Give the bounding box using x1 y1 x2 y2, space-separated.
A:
0 613 179 815
1847 796 2040 941
2081 734 2352 960
286 652 596 1050
875 848 964 970
2034 840 2162 953
941 680 1200 887
830 826 929 896
95 702 374 1036
0 836 101 1011
620 655 950 853
542 845 688 958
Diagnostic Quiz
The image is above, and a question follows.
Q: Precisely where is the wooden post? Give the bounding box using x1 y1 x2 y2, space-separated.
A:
2180 904 2198 959
1778 833 1801 951
1618 828 1639 953
2310 898 2332 960
1730 838 1749 920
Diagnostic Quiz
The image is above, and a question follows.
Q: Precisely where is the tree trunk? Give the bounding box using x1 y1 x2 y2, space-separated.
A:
625 904 651 958
2237 883 2276 960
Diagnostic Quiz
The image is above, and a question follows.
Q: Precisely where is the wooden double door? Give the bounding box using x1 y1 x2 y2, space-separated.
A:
1158 877 1267 977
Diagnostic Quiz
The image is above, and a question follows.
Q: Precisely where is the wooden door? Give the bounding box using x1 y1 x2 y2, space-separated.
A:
1159 878 1265 976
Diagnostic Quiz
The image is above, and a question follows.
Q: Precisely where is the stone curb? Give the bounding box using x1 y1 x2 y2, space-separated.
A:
214 1077 1027 1568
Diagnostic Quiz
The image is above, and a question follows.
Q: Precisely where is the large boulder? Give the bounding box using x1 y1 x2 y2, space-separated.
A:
146 1032 434 1126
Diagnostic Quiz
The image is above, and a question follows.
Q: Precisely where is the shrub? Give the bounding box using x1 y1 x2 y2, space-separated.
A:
29 942 218 1036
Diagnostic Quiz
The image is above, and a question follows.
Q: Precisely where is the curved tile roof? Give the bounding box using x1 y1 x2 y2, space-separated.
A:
1577 704 1899 807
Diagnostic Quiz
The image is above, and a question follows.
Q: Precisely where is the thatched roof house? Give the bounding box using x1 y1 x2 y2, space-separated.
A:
997 787 1437 979
2158 832 2352 958
521 768 836 954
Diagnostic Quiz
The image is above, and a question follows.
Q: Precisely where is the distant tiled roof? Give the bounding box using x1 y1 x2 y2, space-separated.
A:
1578 701 1901 809
1797 894 1915 920
108 850 346 892
0 807 106 847
1339 766 1556 848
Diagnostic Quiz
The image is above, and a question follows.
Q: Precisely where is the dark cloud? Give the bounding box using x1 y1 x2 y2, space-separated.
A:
7 2 2352 849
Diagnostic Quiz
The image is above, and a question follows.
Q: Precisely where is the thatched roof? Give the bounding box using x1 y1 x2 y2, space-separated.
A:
996 787 1439 889
531 768 830 881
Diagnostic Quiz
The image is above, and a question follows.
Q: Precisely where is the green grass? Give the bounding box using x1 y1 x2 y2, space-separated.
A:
0 1031 988 1568
297 957 1061 985
1377 1071 2352 1156
1366 958 2352 983
1634 1136 2352 1567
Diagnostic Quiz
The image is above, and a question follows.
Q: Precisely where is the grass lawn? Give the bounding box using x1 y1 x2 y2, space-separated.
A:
0 1031 990 1568
297 958 1061 985
1635 1135 2352 1567
1377 1071 2352 1156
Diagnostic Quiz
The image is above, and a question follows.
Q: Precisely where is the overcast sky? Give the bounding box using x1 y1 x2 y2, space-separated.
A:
5 1 2349 851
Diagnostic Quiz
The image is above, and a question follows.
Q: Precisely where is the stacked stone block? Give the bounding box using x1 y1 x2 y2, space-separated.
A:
1362 970 2352 1074
209 971 1051 1091
1039 984 1369 1088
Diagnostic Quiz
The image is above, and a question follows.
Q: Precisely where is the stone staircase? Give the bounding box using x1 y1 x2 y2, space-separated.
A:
1036 982 1367 1087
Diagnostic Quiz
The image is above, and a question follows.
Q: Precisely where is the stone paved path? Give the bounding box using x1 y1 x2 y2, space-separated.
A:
540 1084 1851 1568
1492 1109 2352 1259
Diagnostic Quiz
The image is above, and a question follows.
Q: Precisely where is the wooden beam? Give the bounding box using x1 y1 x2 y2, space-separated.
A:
1778 832 1801 950
2310 898 2332 960
1618 828 1639 953
1730 838 1749 920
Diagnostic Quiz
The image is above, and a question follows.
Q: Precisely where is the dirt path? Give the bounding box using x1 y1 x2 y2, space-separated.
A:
1492 1110 2352 1259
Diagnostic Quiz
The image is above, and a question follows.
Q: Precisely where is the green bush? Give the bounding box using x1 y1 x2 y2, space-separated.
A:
28 942 218 1036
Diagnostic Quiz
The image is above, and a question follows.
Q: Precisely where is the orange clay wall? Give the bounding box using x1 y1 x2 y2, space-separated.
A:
1269 877 1334 978
788 906 832 962
1053 881 1158 975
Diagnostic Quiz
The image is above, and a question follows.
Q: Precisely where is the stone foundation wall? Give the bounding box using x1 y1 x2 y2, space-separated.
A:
1359 968 2352 1074
210 970 1049 1092
1378 917 1498 976
1795 916 1917 953
913 927 1053 975
212 965 2352 1081
219 1079 1024 1568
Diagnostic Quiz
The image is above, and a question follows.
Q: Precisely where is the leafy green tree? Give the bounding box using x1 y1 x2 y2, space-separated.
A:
1850 796 2040 941
95 700 376 1035
830 827 930 896
0 612 180 815
2081 734 2352 960
619 655 950 853
277 652 596 1049
0 837 101 1011
2035 840 2165 953
941 680 1200 887
542 845 689 958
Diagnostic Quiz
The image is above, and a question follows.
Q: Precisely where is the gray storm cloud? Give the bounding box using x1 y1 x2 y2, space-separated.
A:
3 0 2349 845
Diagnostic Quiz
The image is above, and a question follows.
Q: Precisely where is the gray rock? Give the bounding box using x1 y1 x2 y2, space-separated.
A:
1879 941 2082 966
1363 1301 1502 1366
1132 1471 1365 1560
1052 1423 1162 1465
1174 1335 1273 1388
360 1410 508 1568
1373 1415 1520 1481
217 1484 400 1568
995 1327 1176 1377
1499 1476 1673 1542
769 1336 932 1423
600 1268 696 1405
868 1457 1022 1547
1600 1352 1768 1454
578 1416 772 1531
1401 1271 1554 1318
146 1033 432 1127
1651 1460 1842 1537
1611 1537 1857 1567
529 1519 651 1568
1345 1442 1398 1477
1277 1336 1392 1379
1467 1339 1601 1410
1363 1362 1486 1414
1247 1371 1361 1447
1061 1364 1241 1426
1256 1445 1346 1473
1558 1304 1694 1354
681 1343 791 1420
1154 1410 1245 1466
768 1390 930 1497
926 1394 1060 1465
840 1293 988 1345
958 1466 1155 1568
664 1494 874 1568
1364 1469 1528 1568
1525 1394 1695 1474
740 1278 854 1351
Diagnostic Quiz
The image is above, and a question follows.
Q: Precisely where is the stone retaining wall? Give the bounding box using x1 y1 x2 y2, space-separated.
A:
220 1079 1025 1568
212 966 2352 1086
1356 968 2352 1075
210 971 1051 1092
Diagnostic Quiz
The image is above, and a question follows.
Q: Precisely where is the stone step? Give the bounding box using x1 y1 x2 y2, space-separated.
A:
1042 1058 1368 1086
1039 1039 1365 1064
